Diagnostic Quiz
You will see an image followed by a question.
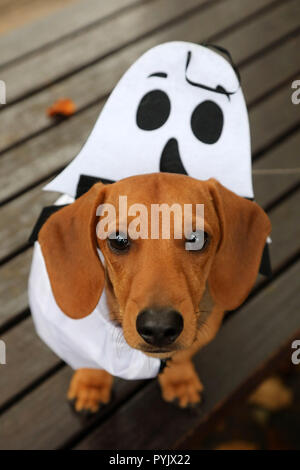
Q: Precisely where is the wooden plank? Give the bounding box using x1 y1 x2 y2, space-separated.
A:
0 317 58 409
249 80 300 155
0 0 78 36
1 68 298 205
75 259 300 450
1 0 210 103
0 249 32 327
0 368 73 450
219 0 300 64
0 183 59 260
0 365 145 450
0 0 281 152
0 104 98 204
253 130 300 208
268 190 300 269
241 33 300 105
0 0 140 67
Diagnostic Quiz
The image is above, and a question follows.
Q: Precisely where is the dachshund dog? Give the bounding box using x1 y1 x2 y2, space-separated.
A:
38 173 271 412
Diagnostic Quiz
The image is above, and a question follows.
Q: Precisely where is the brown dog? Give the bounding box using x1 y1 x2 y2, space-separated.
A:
39 173 271 412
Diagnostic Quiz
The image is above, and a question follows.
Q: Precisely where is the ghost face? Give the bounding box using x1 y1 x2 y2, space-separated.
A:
46 41 253 199
136 88 225 174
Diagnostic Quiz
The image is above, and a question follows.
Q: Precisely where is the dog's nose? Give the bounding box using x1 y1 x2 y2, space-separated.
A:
136 307 183 347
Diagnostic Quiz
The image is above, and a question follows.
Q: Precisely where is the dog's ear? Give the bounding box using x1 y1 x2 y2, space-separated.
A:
39 182 107 319
207 179 271 310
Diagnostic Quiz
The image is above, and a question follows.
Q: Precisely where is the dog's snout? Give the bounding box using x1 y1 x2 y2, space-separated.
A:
136 307 183 347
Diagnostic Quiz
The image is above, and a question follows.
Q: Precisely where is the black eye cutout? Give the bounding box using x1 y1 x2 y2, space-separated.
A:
185 231 209 252
191 100 223 144
136 89 170 131
107 232 130 254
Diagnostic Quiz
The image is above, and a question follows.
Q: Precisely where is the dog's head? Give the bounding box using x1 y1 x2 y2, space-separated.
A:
39 173 271 358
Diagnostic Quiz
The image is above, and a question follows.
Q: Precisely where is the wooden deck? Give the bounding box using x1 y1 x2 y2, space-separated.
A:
0 0 299 450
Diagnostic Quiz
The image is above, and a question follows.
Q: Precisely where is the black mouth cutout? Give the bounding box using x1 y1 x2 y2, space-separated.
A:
159 138 187 175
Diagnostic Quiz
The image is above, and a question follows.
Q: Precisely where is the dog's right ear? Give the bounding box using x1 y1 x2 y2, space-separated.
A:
39 183 107 319
207 179 271 311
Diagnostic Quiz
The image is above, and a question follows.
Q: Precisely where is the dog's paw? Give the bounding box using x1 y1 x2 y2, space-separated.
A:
67 368 113 414
158 361 203 408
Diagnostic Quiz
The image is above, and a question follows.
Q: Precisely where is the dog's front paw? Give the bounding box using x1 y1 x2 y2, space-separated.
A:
158 361 203 408
67 368 113 414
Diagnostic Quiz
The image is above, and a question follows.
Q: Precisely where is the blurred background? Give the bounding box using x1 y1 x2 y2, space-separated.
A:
0 0 299 450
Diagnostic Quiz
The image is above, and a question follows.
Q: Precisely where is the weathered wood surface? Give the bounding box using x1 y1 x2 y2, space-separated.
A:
0 0 140 67
0 365 146 450
0 317 59 409
0 181 58 261
253 130 300 208
0 249 33 328
0 0 78 37
219 0 300 65
1 0 210 103
0 0 299 451
0 0 281 153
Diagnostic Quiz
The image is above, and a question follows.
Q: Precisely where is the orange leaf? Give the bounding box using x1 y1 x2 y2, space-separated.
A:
47 98 76 118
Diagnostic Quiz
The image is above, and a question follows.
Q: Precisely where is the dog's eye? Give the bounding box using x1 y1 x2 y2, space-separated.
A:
191 100 223 144
185 231 209 252
136 89 171 130
108 232 130 253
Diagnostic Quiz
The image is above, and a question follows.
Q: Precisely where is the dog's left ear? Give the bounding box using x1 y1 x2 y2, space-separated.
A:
207 179 271 310
39 182 107 319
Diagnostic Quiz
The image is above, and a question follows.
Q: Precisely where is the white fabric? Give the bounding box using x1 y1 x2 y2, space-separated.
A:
28 240 160 379
45 41 253 198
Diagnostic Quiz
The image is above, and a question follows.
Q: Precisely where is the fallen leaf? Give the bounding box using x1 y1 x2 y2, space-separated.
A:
249 376 293 411
47 98 76 118
215 440 258 450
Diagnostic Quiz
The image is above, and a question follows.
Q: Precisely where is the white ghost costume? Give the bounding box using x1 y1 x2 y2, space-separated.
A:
29 41 261 380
